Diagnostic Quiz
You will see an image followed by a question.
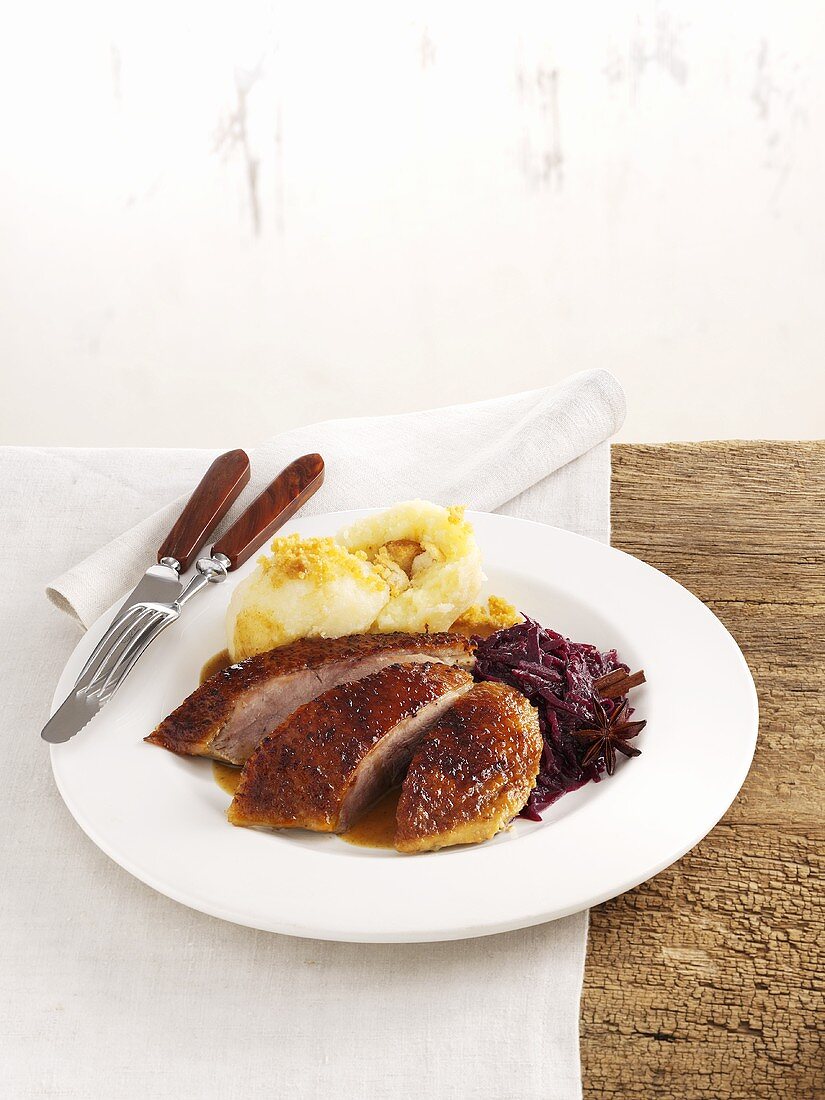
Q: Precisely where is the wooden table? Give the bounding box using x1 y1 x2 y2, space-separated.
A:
580 442 824 1098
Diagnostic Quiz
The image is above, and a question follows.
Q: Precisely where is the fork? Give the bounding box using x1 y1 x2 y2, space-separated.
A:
70 555 231 708
42 453 325 743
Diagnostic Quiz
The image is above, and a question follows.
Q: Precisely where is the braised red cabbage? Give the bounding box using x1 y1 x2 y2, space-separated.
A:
474 617 636 819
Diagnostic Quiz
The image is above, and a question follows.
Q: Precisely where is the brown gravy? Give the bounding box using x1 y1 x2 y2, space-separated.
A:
213 761 242 795
342 788 401 849
200 649 231 683
213 762 400 849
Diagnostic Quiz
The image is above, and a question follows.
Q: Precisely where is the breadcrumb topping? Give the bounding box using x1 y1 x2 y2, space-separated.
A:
451 596 523 638
258 534 385 592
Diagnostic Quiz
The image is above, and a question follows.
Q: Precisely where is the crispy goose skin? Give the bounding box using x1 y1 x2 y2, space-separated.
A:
228 663 474 833
145 632 475 766
395 682 542 853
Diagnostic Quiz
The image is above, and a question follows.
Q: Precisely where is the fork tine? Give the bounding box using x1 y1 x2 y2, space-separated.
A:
85 607 161 696
74 604 149 689
96 610 177 702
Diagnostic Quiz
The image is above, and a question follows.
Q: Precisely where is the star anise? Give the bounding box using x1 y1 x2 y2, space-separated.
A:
572 697 646 776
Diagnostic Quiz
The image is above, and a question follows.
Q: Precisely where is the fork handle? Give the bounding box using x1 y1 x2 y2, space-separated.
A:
212 453 325 570
157 449 251 572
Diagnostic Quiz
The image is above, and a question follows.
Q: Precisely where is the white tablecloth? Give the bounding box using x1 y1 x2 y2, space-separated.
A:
2 373 623 1098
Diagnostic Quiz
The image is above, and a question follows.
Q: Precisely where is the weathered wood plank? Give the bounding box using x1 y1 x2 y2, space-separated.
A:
610 441 824 828
583 826 823 1099
581 441 825 1099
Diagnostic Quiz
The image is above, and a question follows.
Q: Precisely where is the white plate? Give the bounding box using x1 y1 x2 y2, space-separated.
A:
49 511 758 942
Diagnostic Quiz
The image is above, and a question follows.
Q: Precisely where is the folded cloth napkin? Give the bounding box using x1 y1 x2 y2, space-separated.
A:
38 368 624 1100
48 369 624 629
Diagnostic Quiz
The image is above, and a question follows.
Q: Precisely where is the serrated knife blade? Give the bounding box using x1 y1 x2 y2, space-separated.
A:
42 689 102 744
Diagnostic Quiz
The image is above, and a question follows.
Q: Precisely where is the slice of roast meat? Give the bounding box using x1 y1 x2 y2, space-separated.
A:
395 682 542 853
145 632 475 766
228 662 474 833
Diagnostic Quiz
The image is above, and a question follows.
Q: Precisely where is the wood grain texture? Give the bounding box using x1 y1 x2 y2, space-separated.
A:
581 441 825 1099
157 448 250 570
213 453 324 569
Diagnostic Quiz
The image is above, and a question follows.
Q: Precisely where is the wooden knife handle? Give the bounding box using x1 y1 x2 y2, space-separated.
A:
213 453 325 570
157 449 251 571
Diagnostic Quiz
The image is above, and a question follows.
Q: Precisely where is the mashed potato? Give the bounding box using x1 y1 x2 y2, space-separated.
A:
226 501 486 660
338 501 484 633
226 534 389 660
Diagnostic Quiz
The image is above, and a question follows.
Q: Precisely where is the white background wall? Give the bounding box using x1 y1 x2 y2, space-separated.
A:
1 1 822 446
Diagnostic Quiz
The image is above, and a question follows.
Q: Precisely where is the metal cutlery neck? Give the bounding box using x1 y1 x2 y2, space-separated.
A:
175 552 231 609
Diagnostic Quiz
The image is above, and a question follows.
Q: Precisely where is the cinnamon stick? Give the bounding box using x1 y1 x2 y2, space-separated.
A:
594 669 646 699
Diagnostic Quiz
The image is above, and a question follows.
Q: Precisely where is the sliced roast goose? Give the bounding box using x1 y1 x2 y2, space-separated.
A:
145 632 475 765
228 662 474 833
395 682 542 853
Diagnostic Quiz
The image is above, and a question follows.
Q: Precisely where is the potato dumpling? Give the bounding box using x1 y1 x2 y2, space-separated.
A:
337 501 485 633
225 501 486 659
226 534 389 661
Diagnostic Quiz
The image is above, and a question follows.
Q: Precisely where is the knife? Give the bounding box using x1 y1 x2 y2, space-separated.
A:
42 453 325 744
42 448 251 744
112 448 252 617
53 448 251 713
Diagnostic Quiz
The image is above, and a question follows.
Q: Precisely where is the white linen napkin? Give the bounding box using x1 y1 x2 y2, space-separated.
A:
48 369 624 629
34 368 624 1100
